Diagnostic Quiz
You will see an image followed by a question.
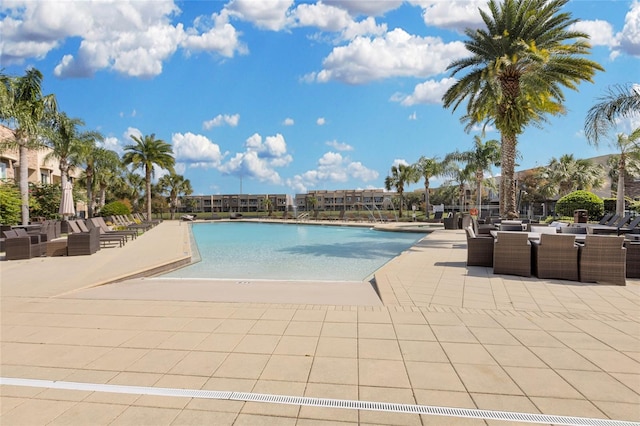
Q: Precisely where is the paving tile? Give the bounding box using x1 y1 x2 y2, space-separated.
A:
358 386 421 426
308 357 358 385
284 321 323 337
109 405 181 425
0 398 75 425
168 351 227 376
470 392 538 413
260 354 313 382
358 338 403 360
454 364 522 395
556 369 640 403
529 396 606 418
508 329 565 348
324 310 357 323
576 349 640 374
125 349 187 374
398 340 448 363
233 334 281 354
394 324 436 341
0 396 26 415
591 400 640 423
156 332 209 351
48 402 128 425
170 409 237 425
195 333 243 352
272 335 318 356
215 319 257 334
431 325 478 343
292 310 326 322
358 323 397 339
84 347 149 371
233 413 297 425
213 353 269 380
241 379 305 417
468 326 520 345
358 310 392 323
359 358 410 388
320 322 357 338
248 320 289 335
528 346 599 371
483 344 546 368
405 361 466 392
315 337 357 358
611 372 640 394
121 330 176 349
441 342 497 365
504 366 583 399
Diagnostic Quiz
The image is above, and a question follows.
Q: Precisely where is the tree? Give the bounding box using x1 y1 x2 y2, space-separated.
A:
122 133 175 220
414 156 445 217
78 146 116 217
445 135 500 215
585 83 640 145
443 162 474 211
158 173 193 220
443 0 603 218
91 149 122 213
0 68 57 224
544 154 604 197
44 112 103 219
384 164 418 217
609 129 640 215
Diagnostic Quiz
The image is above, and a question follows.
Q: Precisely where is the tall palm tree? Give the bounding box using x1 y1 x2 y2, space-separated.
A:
93 151 123 212
120 170 145 212
44 113 103 218
0 68 57 224
445 136 500 214
609 129 640 215
585 83 640 145
384 164 418 218
77 145 116 217
443 162 474 211
122 133 175 220
414 156 445 217
158 173 193 220
443 0 603 218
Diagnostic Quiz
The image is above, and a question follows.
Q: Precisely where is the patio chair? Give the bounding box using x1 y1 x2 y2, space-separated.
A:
464 226 494 267
67 225 100 256
111 215 152 232
443 213 459 230
532 234 579 281
611 213 632 228
3 229 44 259
603 213 621 226
493 232 531 277
578 235 626 285
559 226 587 234
530 225 557 234
498 223 524 232
90 217 138 240
624 241 639 278
69 220 125 248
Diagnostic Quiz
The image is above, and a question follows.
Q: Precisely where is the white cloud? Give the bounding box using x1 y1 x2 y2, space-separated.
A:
316 117 326 125
203 113 240 130
226 0 294 31
293 2 353 32
218 133 292 184
392 77 457 106
326 140 353 151
412 0 489 32
172 132 225 167
1 1 247 77
286 151 378 192
617 0 640 57
408 112 417 120
283 117 295 126
125 127 143 142
324 1 403 16
314 28 467 84
100 136 123 154
571 20 617 47
391 158 409 168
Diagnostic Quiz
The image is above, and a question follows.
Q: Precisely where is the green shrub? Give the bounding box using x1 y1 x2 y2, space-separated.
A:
0 184 21 225
555 190 604 220
629 199 640 213
603 198 617 212
99 201 131 217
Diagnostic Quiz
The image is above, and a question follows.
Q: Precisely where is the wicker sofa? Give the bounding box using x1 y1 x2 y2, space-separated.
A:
532 234 579 281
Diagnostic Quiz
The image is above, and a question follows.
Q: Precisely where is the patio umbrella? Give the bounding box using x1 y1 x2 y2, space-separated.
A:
59 181 75 218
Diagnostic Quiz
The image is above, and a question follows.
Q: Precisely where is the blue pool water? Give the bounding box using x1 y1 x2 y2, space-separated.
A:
162 222 425 281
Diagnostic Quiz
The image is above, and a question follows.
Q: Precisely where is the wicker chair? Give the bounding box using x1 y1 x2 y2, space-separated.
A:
532 234 579 281
624 241 639 278
67 225 100 256
3 229 45 260
579 235 626 285
464 226 494 267
493 232 531 277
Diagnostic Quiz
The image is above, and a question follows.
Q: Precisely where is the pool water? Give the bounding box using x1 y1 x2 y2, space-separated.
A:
161 222 425 281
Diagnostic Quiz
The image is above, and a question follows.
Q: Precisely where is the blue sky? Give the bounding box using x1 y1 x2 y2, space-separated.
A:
2 0 639 196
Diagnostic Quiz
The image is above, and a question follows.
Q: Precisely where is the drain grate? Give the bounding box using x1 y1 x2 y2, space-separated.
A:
1 377 637 426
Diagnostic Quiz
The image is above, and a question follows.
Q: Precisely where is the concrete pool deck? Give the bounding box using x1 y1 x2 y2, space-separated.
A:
1 220 639 425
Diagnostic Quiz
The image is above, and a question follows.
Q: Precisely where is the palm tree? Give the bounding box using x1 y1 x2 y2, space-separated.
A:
585 84 640 145
44 113 103 219
442 0 603 218
443 162 474 211
122 133 175 220
384 163 419 217
445 136 500 215
544 154 604 197
158 173 193 220
0 68 57 224
78 145 117 217
609 129 640 215
414 156 445 217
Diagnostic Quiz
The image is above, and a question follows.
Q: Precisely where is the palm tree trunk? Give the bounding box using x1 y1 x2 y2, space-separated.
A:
617 155 626 215
424 182 430 217
501 133 518 218
146 167 152 221
476 169 483 213
86 166 94 218
19 143 30 225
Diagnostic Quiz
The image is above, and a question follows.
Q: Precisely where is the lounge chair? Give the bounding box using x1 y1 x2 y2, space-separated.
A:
603 213 621 226
618 216 640 235
90 217 138 241
624 241 640 278
464 226 494 267
69 220 125 248
598 212 614 225
112 215 152 232
493 232 531 277
578 235 626 285
532 233 579 281
612 213 633 228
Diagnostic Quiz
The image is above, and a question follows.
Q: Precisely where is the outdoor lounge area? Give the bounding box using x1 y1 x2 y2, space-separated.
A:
0 220 638 425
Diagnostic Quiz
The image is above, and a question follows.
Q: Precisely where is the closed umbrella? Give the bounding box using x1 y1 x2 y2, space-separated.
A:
59 181 75 218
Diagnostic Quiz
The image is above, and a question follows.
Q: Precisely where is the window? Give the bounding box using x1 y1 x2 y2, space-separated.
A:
40 171 49 184
0 162 6 180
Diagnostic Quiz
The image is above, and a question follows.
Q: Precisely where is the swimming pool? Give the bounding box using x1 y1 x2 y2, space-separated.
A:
161 222 425 281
